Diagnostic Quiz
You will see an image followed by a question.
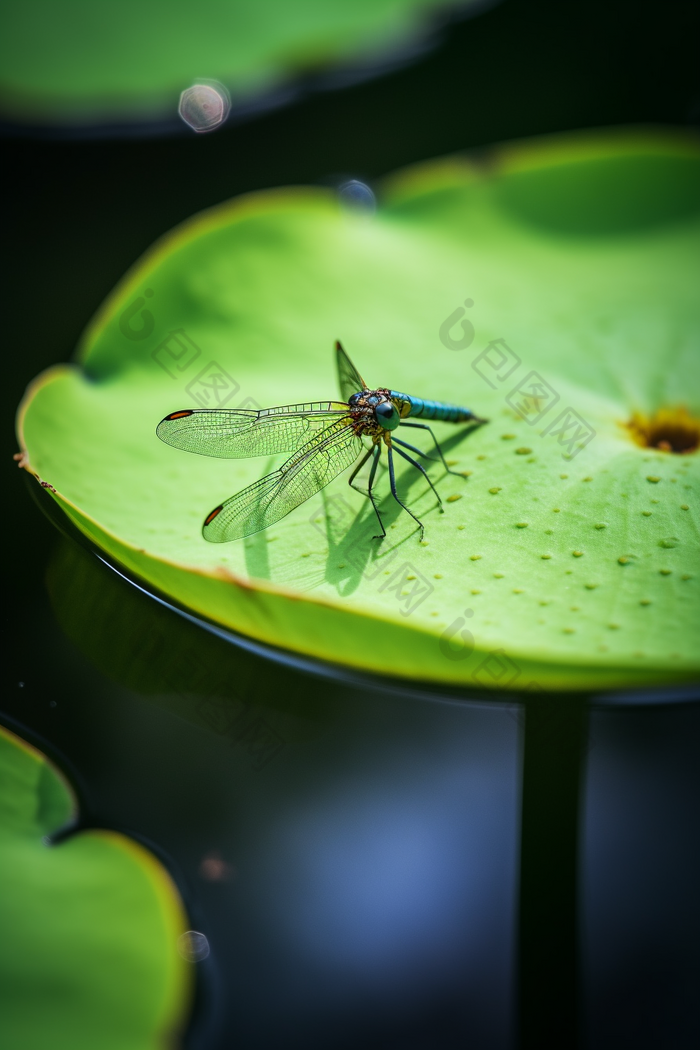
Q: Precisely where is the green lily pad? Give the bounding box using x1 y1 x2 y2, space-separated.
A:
17 128 700 690
0 0 476 124
0 724 192 1048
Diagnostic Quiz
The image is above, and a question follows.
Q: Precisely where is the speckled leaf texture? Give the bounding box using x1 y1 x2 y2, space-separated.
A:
17 129 700 689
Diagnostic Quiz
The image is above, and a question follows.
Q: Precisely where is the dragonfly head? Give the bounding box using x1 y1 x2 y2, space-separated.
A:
348 388 400 432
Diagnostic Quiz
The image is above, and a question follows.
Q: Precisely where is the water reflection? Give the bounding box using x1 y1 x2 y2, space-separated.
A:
44 535 338 770
254 749 516 997
41 533 519 1048
583 705 700 1050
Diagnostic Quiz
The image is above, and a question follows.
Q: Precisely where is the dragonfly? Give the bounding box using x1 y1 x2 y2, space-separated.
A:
156 342 486 542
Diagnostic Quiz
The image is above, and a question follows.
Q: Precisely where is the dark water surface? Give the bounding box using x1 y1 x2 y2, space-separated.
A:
3 1 699 1046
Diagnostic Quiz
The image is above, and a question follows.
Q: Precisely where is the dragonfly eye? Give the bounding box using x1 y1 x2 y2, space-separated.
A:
375 401 400 430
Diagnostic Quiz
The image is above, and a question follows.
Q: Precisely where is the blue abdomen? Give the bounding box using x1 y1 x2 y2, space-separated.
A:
390 390 477 424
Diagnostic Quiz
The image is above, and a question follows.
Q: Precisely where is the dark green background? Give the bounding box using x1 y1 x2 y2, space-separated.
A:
3 1 699 1047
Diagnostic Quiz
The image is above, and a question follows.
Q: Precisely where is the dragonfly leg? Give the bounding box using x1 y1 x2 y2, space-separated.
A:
366 445 385 539
347 447 373 492
387 445 425 540
393 443 444 512
398 422 465 476
348 445 385 538
393 435 439 463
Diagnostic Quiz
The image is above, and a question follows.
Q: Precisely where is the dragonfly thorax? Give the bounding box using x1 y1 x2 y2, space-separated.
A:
348 388 401 434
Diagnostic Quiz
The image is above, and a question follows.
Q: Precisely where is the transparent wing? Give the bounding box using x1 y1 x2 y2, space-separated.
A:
156 402 349 459
335 340 368 401
203 420 363 541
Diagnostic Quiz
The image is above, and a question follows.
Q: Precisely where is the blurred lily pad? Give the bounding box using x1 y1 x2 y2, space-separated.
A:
0 724 192 1049
17 128 700 689
0 0 482 126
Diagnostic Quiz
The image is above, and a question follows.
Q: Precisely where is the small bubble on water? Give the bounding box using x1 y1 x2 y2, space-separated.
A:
177 930 210 962
179 82 230 132
338 179 376 215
